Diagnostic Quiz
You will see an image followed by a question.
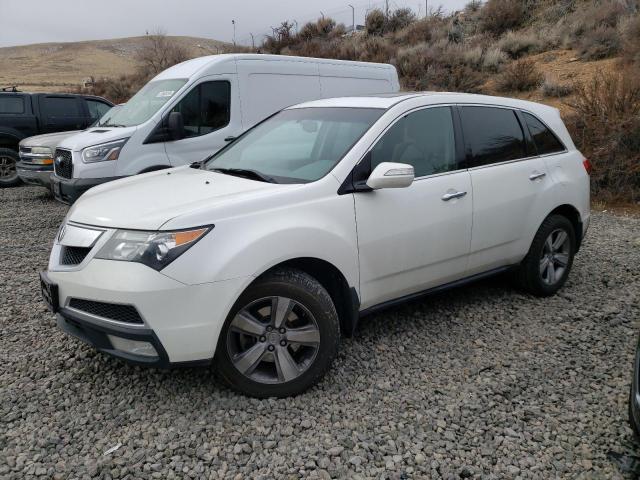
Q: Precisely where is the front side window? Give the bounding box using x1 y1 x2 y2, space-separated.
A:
86 99 112 120
370 107 457 178
104 79 187 127
205 107 383 184
0 96 24 114
171 81 231 138
522 112 565 155
461 106 527 167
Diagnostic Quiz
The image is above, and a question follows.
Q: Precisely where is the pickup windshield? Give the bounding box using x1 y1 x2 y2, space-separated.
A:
205 107 383 184
102 79 187 127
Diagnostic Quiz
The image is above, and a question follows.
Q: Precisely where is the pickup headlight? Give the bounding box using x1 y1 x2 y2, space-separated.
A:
81 138 129 163
95 227 212 271
21 146 53 165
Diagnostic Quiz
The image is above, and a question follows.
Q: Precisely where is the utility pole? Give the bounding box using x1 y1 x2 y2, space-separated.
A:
293 20 298 34
348 4 355 34
425 0 428 17
232 19 236 46
320 11 325 19
385 0 389 17
250 32 255 49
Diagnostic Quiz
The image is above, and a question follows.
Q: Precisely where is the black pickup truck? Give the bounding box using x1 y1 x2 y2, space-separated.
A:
0 89 113 187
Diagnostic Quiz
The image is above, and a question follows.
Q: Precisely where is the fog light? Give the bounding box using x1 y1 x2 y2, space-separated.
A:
107 335 158 357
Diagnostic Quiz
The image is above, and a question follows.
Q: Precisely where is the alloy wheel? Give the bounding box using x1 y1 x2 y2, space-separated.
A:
539 228 571 286
226 296 321 384
0 155 17 180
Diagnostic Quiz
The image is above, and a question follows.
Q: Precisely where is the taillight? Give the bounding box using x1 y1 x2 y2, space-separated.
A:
583 158 592 175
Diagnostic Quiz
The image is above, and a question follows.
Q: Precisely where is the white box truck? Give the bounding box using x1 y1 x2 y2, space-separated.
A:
51 54 399 203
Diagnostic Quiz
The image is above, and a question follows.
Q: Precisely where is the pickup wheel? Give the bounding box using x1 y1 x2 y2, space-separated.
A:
516 214 576 297
0 148 20 187
215 268 340 398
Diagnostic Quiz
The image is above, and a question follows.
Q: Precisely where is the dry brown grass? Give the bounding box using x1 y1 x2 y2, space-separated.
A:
496 58 543 91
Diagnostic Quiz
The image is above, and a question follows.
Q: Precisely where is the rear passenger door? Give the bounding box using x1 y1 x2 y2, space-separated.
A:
460 105 550 274
355 106 473 309
39 95 86 133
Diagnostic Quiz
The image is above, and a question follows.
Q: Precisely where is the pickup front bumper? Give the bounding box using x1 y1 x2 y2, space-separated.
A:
16 162 53 189
51 175 121 204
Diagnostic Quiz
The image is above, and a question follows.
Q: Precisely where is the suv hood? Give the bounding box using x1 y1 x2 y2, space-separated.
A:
67 166 286 230
20 130 82 148
56 126 138 151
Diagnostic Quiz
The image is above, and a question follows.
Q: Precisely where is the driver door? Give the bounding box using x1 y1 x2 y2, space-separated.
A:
354 106 473 309
164 75 241 166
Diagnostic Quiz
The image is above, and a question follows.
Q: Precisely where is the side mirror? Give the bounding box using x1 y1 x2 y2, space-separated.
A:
366 162 415 190
167 111 185 141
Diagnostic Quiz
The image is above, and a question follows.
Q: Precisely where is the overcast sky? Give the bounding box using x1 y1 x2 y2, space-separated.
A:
0 0 469 48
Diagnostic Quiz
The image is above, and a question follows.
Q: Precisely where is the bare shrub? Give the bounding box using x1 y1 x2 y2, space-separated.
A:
621 14 640 64
577 25 621 60
79 72 149 104
498 30 545 58
482 46 508 72
479 0 526 35
136 30 189 76
387 8 416 33
496 58 542 91
395 18 432 44
540 75 573 97
566 68 640 201
366 9 386 36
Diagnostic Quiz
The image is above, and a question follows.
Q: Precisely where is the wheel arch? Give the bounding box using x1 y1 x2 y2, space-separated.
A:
252 257 360 337
0 133 21 151
547 204 584 250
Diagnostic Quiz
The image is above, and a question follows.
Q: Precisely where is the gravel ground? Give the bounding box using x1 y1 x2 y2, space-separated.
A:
1 186 640 480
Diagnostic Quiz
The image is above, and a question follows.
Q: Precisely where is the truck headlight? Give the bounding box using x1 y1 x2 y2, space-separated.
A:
22 146 54 165
81 138 129 163
95 226 212 270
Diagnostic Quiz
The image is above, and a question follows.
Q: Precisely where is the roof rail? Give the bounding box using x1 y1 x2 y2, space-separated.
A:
1 86 20 92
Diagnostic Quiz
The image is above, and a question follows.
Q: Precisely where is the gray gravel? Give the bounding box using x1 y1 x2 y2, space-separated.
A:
1 185 640 480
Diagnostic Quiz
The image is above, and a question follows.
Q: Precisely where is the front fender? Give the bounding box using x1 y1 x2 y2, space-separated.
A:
161 194 360 293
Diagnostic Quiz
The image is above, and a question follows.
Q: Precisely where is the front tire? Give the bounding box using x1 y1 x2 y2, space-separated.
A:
215 268 340 398
0 148 21 187
516 214 576 297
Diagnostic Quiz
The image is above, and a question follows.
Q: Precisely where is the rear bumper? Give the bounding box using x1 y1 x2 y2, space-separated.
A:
16 162 53 188
51 175 121 204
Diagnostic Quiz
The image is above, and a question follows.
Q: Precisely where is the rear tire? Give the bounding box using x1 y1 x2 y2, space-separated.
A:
215 268 340 398
0 148 21 187
516 214 576 297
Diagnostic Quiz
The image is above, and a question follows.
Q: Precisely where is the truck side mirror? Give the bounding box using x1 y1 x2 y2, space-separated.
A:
167 111 185 141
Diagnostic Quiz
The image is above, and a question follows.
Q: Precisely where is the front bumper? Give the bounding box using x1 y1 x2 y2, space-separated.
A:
51 175 121 204
44 260 249 364
16 162 53 188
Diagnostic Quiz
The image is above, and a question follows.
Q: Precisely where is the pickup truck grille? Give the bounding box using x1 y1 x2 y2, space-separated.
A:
54 149 73 179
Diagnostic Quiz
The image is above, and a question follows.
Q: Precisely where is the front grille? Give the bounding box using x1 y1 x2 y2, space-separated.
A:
68 298 144 325
60 246 92 265
54 148 73 179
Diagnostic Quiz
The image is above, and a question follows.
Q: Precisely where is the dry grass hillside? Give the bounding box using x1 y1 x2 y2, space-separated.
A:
0 36 227 92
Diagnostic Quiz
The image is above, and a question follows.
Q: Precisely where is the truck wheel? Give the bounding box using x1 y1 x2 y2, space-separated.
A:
215 268 341 398
0 148 21 187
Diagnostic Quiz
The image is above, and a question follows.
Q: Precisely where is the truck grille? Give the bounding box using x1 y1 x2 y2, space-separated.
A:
54 149 73 179
60 246 92 265
68 299 144 325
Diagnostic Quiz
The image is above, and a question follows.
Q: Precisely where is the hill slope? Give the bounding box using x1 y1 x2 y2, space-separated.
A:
0 36 228 92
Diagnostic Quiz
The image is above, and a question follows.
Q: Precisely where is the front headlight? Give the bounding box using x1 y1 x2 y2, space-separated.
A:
22 146 54 165
96 226 212 271
81 138 129 163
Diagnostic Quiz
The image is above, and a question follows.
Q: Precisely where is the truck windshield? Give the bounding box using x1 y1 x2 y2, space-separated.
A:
204 107 384 184
101 79 187 127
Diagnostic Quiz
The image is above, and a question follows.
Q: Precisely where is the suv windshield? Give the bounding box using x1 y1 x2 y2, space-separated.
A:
102 79 187 127
205 107 383 184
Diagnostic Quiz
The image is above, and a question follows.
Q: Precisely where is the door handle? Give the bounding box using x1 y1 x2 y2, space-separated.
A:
529 172 546 181
224 136 236 142
441 191 467 201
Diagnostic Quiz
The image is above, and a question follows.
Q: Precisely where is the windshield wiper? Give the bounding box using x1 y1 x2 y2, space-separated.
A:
99 123 127 128
211 168 277 184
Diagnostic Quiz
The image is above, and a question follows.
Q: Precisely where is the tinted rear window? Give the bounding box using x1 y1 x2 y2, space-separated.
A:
41 97 81 117
460 106 527 167
523 112 565 155
0 96 25 114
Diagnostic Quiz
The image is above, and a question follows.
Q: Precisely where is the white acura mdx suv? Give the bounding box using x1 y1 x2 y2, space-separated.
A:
41 93 590 397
